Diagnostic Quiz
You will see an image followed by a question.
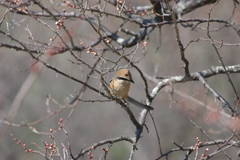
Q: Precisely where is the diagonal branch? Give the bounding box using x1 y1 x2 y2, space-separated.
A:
74 136 134 159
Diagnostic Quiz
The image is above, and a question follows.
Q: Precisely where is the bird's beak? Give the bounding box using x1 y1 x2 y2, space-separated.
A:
130 79 134 83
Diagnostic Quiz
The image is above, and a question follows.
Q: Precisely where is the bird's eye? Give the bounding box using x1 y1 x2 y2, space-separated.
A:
125 73 129 77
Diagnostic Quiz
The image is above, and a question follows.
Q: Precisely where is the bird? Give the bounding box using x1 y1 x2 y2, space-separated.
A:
108 69 153 110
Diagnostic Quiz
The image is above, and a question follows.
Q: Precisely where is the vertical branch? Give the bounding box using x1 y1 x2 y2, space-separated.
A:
206 0 239 107
163 0 191 78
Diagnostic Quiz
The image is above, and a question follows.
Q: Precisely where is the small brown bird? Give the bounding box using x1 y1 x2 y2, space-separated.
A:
108 69 153 110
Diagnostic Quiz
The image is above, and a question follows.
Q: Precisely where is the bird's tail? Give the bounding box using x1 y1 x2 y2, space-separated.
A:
126 96 154 110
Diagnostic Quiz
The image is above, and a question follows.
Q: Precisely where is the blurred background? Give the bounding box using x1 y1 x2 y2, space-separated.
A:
0 0 240 159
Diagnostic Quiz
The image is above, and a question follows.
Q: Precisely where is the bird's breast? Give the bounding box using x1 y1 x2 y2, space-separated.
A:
109 80 130 99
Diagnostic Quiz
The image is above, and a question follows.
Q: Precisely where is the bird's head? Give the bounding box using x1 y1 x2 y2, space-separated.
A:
113 69 134 83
